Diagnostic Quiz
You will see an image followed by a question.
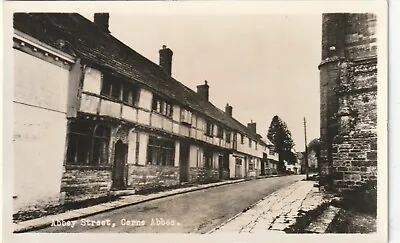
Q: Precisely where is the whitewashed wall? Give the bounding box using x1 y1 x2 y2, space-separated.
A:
13 50 69 211
79 65 264 166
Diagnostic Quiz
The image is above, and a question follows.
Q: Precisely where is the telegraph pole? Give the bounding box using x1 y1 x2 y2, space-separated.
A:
303 117 309 180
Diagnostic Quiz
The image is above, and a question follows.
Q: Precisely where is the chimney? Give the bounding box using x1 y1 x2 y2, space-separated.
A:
94 13 110 33
247 120 257 134
159 45 173 76
197 80 209 101
225 103 233 116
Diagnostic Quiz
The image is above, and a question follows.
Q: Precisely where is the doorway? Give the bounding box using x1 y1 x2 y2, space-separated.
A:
218 155 224 180
235 158 242 178
261 160 265 175
179 143 190 183
112 140 128 190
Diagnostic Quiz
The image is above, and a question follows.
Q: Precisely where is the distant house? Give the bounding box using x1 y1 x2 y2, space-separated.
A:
13 13 268 213
262 138 279 175
284 160 301 175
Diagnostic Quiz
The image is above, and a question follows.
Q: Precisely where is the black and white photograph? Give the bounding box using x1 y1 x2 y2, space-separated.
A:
2 1 388 242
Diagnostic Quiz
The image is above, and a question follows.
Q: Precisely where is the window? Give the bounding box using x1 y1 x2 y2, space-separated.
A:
226 130 231 143
205 122 214 137
180 109 192 125
101 74 122 100
249 160 255 171
66 121 111 165
152 95 173 118
101 76 113 97
122 82 139 106
147 136 175 166
101 73 139 106
193 115 198 128
255 142 258 150
111 81 122 100
196 150 201 167
217 126 223 138
204 149 213 169
249 138 252 148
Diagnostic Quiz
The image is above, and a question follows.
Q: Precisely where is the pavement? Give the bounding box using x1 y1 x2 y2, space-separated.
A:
209 180 331 234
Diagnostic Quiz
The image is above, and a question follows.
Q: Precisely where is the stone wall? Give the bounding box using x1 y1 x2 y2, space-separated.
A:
319 13 378 194
126 165 180 191
60 167 112 203
332 135 377 190
332 58 377 193
189 167 220 183
221 169 230 180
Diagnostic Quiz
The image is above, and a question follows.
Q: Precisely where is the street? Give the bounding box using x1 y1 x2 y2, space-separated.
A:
35 175 304 233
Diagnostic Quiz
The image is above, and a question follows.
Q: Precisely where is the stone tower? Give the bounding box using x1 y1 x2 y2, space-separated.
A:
319 13 378 193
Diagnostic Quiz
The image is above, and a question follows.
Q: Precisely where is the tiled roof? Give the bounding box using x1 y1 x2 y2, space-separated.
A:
14 13 266 145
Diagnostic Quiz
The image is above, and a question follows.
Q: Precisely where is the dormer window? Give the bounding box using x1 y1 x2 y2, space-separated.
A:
240 134 245 144
249 138 252 148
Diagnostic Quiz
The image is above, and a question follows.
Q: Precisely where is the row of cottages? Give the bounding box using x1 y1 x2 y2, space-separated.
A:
13 13 269 212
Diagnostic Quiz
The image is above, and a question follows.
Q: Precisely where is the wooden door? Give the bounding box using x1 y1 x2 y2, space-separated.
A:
218 155 224 180
179 143 190 183
112 140 127 190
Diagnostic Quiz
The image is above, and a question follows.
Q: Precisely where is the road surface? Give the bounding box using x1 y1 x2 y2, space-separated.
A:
36 175 304 233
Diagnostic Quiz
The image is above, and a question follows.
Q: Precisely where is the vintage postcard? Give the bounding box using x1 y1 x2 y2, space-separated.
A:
2 1 388 243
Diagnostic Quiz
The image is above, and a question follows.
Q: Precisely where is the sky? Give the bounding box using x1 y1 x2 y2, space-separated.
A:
85 13 322 151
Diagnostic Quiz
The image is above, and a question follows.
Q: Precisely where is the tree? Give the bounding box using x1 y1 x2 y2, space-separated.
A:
267 115 295 174
307 138 321 172
307 138 321 156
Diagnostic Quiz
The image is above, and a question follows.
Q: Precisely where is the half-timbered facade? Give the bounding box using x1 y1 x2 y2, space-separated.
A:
13 13 267 211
